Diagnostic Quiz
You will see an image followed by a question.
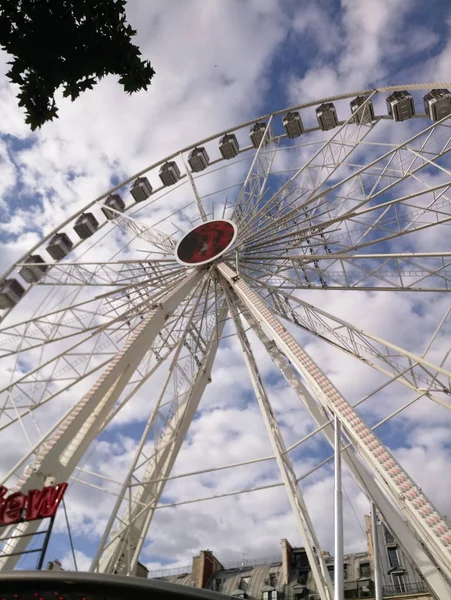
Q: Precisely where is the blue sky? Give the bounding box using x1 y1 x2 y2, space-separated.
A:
1 0 451 576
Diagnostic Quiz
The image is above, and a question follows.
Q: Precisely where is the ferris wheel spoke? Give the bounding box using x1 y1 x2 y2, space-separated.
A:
230 118 272 221
0 283 210 483
218 262 451 590
0 302 190 434
245 250 451 292
241 176 451 286
238 101 379 245
232 128 280 231
0 268 185 361
180 153 208 222
0 324 132 427
29 258 182 288
91 296 228 575
101 206 178 255
329 179 451 253
223 283 332 600
252 281 451 402
0 269 204 571
0 273 210 441
242 117 451 254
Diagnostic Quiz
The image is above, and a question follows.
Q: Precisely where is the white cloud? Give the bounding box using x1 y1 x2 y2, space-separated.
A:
0 0 450 583
61 549 92 572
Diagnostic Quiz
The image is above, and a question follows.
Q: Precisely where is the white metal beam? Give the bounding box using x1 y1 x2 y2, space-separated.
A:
223 285 333 600
218 262 451 598
233 293 451 599
0 269 203 571
92 290 228 575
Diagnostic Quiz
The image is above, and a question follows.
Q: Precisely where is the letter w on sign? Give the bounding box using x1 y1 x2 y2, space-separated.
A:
25 483 68 521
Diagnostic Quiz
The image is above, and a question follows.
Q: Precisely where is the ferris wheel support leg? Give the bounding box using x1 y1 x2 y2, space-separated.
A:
126 304 227 573
224 286 333 600
92 300 228 575
218 263 451 599
0 270 203 572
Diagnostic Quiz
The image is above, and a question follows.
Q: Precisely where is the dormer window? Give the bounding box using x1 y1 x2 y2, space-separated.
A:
262 585 277 600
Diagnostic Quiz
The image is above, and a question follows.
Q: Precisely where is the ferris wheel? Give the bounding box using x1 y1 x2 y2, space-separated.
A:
1 82 451 600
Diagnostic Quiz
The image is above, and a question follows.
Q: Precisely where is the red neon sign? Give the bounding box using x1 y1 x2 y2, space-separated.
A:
0 483 68 526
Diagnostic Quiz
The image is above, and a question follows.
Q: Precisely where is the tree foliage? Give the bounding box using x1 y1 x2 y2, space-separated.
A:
0 0 155 130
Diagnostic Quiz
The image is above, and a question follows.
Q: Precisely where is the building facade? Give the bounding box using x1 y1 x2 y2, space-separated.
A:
364 514 433 599
151 539 380 599
150 527 436 600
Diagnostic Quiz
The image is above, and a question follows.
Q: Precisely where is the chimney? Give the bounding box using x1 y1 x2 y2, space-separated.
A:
280 539 293 585
192 550 223 588
136 561 149 579
46 559 64 571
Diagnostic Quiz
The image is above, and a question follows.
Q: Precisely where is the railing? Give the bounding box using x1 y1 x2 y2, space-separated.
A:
149 564 192 578
381 580 428 596
223 555 282 570
148 554 282 578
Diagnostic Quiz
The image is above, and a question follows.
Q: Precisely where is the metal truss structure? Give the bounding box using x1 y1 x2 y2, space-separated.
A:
1 83 451 599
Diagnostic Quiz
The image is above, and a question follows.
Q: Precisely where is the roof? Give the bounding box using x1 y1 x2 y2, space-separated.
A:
206 563 282 598
152 572 197 587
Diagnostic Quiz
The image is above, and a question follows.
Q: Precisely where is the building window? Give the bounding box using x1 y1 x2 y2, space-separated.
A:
294 552 309 571
387 547 400 569
240 577 251 591
359 562 370 578
327 565 334 581
215 579 224 592
384 527 395 544
343 563 348 580
269 573 277 588
392 573 406 593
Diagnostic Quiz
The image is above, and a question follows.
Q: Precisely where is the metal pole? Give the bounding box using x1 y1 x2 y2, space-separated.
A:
63 498 78 571
36 517 55 571
334 415 344 600
371 503 383 600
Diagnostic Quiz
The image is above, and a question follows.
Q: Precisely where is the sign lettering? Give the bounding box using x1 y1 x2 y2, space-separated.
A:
0 483 68 526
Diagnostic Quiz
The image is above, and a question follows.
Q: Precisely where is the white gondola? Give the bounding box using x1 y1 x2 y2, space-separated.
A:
250 122 270 148
19 255 48 283
130 177 153 202
102 194 125 220
0 278 25 309
423 89 451 122
350 96 375 124
47 233 73 260
188 147 210 172
316 103 338 131
219 133 239 159
159 162 181 186
283 112 304 138
74 213 99 239
386 91 415 122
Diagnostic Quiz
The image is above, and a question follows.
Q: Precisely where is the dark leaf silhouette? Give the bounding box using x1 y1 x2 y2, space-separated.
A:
0 0 155 130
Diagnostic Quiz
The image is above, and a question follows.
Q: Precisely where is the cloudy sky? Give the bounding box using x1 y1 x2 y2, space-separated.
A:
1 0 451 578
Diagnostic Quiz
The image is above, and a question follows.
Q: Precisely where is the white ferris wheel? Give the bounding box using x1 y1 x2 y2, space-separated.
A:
1 83 451 600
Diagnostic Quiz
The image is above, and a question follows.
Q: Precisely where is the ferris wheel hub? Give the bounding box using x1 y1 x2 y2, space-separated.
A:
174 219 237 266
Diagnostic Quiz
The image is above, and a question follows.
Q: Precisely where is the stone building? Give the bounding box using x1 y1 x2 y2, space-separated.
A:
150 539 375 600
149 525 439 599
364 513 435 600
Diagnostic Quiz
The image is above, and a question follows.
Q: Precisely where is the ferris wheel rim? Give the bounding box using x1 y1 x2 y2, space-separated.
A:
1 82 451 594
1 80 450 290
